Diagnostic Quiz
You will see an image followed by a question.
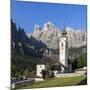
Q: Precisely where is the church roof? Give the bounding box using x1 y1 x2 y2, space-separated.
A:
62 29 67 36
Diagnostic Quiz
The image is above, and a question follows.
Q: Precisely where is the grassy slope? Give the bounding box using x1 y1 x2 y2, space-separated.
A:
21 75 86 89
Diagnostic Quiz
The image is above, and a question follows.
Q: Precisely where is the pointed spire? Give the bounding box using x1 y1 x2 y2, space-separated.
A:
62 23 67 36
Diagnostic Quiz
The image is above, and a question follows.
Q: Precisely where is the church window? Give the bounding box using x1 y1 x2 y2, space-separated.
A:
61 43 63 47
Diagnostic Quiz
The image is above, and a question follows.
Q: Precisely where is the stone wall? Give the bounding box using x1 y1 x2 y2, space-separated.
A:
55 71 86 78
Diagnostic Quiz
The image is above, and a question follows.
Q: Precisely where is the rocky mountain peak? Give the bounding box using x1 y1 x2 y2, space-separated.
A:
43 21 55 31
34 24 42 33
65 27 87 48
31 24 43 40
27 22 87 49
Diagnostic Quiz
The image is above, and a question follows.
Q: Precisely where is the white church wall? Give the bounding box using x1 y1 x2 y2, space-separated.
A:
59 35 69 73
36 64 45 77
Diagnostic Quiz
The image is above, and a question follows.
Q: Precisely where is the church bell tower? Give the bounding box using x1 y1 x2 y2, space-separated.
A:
59 29 68 73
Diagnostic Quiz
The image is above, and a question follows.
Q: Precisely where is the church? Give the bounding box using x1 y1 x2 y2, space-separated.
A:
37 28 72 77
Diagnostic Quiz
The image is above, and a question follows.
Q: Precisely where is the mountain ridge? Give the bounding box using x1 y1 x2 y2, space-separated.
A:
26 21 87 49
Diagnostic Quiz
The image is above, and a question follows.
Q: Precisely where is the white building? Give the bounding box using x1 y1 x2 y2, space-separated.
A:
36 64 45 77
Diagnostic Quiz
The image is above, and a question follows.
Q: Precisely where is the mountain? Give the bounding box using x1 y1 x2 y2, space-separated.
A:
11 20 46 58
27 21 87 49
66 27 87 48
11 20 87 63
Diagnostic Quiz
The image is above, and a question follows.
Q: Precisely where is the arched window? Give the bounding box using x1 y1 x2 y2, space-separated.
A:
40 66 42 68
61 43 63 47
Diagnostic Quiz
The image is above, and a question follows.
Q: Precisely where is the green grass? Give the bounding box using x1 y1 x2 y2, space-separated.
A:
17 75 87 89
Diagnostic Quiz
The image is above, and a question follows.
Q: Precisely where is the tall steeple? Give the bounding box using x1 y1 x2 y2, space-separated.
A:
59 24 68 73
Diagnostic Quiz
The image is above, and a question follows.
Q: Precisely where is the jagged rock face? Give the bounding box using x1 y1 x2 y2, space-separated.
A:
11 20 46 58
27 22 87 49
66 27 87 48
11 20 18 43
31 24 43 40
41 22 61 49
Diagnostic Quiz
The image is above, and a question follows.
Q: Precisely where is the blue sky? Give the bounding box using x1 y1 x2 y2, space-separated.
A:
11 0 87 32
